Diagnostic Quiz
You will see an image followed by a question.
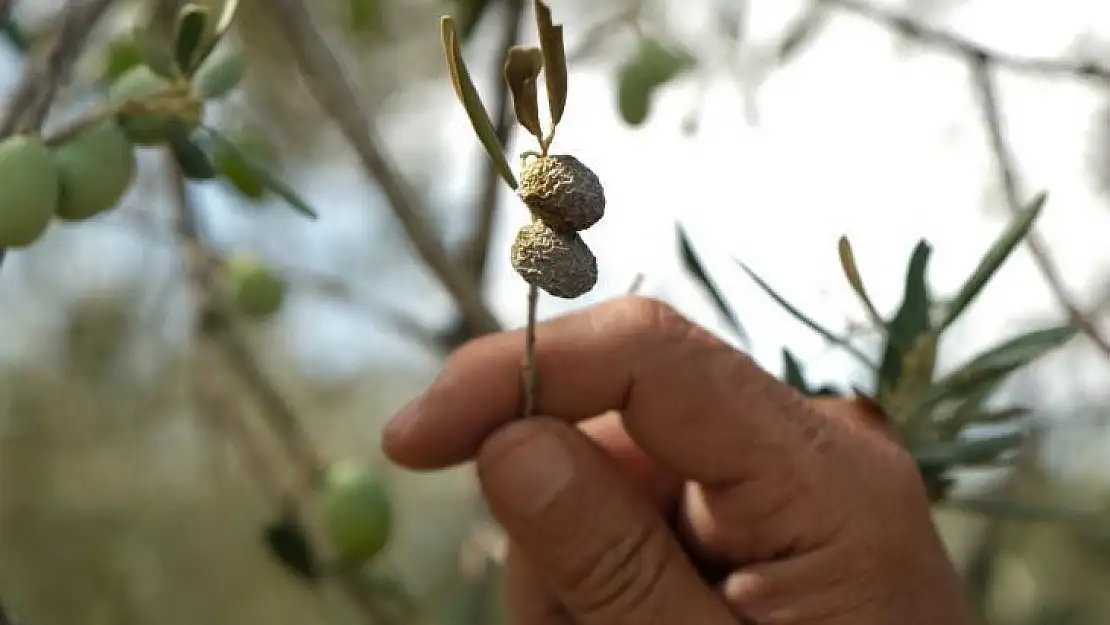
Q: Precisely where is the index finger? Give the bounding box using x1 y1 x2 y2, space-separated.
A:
382 296 822 484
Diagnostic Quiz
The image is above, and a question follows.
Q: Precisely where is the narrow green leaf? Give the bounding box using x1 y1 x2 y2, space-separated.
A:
170 137 217 181
677 225 746 341
782 349 809 393
533 0 568 127
776 7 829 64
174 4 210 77
937 192 1047 331
635 38 697 85
737 259 876 368
878 240 933 395
836 235 883 325
195 49 245 99
202 127 318 219
503 46 544 141
440 16 517 189
912 431 1025 471
908 324 1077 420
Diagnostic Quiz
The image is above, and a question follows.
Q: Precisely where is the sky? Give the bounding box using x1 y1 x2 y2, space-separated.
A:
1 0 1109 472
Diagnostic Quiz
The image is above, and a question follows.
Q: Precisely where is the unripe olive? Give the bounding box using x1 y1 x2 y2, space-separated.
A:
318 460 393 567
511 219 598 299
52 119 136 221
108 65 204 146
225 255 286 319
0 135 60 248
517 154 605 233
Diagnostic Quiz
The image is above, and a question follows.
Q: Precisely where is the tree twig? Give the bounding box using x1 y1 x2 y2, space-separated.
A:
265 0 501 338
521 283 539 418
0 0 115 136
968 55 1110 358
819 0 1110 84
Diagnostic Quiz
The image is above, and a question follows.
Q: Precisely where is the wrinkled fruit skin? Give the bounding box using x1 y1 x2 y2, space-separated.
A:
108 65 203 146
511 219 598 299
517 154 605 233
0 135 60 248
226 256 286 319
318 460 393 567
53 119 136 221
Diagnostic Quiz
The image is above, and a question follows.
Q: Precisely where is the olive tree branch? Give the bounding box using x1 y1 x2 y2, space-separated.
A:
819 0 1110 83
806 0 1110 358
168 157 403 625
266 0 501 339
0 0 116 269
968 56 1110 358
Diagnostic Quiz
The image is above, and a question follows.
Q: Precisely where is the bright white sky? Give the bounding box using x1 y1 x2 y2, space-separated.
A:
1 1 1109 470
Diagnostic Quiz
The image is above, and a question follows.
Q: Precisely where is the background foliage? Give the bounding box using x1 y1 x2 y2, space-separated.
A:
1 1 1109 624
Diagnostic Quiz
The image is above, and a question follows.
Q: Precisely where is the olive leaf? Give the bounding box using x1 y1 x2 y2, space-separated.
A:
776 6 830 65
262 513 320 582
877 240 933 399
905 323 1077 421
170 134 217 180
936 191 1047 332
503 46 544 142
189 0 242 67
836 235 883 325
677 224 746 341
441 16 517 189
737 259 875 368
615 38 696 127
911 431 1026 472
201 126 318 219
195 49 245 99
782 348 809 394
534 0 568 127
174 3 210 77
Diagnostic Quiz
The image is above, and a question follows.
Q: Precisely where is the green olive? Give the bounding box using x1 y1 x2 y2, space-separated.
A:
108 65 204 146
52 119 136 221
318 460 393 567
0 135 60 248
225 254 286 319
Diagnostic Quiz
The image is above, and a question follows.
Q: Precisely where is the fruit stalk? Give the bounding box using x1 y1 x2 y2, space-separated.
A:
522 282 539 418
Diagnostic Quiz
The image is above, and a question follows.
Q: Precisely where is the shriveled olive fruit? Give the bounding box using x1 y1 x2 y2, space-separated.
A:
0 135 60 248
225 254 286 319
518 154 605 233
511 219 598 299
53 119 136 221
108 65 204 146
318 460 393 567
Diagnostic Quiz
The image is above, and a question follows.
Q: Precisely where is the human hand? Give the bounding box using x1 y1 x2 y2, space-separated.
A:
382 297 977 625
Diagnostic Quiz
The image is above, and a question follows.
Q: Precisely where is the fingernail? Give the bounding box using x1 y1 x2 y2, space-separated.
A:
480 421 575 520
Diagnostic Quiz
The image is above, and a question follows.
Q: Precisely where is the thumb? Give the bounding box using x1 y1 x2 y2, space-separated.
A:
476 417 734 625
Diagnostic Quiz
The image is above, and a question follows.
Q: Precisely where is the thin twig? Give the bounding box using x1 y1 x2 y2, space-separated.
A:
968 55 1110 358
460 0 526 287
169 154 401 625
627 272 645 294
0 0 116 136
266 0 500 338
819 0 1110 84
522 283 539 418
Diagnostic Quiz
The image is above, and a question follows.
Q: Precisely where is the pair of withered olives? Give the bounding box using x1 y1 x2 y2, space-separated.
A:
511 154 606 299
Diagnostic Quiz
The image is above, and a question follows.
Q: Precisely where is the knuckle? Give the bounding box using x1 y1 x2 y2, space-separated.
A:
600 296 692 343
562 519 671 621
